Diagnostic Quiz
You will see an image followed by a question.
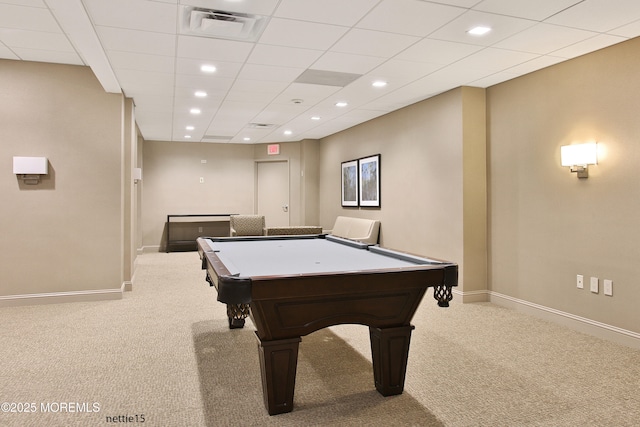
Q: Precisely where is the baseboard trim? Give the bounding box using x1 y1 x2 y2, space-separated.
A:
453 289 489 303
142 245 161 253
0 285 124 307
486 291 640 349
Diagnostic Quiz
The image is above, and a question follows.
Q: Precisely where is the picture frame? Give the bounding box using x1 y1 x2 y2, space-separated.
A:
341 159 359 207
358 154 381 208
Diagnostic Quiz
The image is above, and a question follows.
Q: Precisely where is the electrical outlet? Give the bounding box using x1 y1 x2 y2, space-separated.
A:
198 227 203 233
576 275 584 289
604 279 613 296
199 177 204 183
590 277 598 293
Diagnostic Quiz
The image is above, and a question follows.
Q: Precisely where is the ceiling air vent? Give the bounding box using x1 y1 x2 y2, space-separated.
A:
201 135 233 143
180 7 269 42
247 123 276 129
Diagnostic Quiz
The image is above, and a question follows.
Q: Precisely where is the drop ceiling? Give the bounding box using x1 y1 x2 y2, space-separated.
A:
2 0 640 144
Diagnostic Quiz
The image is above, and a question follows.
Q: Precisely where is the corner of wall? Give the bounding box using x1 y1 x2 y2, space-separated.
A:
461 87 488 294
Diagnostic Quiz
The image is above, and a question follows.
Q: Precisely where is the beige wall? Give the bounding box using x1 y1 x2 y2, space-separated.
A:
318 87 487 293
487 37 640 334
301 139 320 226
141 140 317 250
0 60 130 301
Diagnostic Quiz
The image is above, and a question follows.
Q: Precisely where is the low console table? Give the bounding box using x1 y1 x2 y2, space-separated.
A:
167 214 236 253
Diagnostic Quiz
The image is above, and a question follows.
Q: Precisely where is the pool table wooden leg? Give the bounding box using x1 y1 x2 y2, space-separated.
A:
369 325 415 396
255 333 302 415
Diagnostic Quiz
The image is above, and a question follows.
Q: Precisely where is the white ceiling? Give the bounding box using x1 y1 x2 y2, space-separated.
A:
2 0 640 144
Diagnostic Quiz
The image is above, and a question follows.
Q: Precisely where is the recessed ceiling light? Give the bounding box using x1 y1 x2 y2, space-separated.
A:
372 80 387 88
467 26 491 36
195 91 207 97
190 108 201 114
184 135 191 139
186 126 195 130
284 130 292 135
335 102 348 107
311 116 321 121
200 64 216 73
243 137 251 141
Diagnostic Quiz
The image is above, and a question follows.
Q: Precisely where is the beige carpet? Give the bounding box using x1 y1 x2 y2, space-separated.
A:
1 251 639 426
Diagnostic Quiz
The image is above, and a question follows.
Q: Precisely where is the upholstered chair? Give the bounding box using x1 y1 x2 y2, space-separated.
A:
230 215 266 236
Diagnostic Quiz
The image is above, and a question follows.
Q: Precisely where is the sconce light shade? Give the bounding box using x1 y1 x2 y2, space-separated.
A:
561 142 597 178
13 156 48 184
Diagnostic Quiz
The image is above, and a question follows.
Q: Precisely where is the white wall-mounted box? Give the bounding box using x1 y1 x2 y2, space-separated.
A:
13 156 48 175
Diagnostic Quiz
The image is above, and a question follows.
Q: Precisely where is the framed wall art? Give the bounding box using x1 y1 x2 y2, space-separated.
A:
358 154 380 207
341 159 358 207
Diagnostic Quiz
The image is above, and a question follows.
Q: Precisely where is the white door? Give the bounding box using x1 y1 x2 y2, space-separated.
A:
256 161 289 227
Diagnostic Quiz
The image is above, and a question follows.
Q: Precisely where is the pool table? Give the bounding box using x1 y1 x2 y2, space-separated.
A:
196 234 457 415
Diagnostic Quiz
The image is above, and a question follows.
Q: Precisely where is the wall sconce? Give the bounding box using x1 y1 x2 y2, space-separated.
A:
133 167 142 184
13 156 49 184
561 142 598 178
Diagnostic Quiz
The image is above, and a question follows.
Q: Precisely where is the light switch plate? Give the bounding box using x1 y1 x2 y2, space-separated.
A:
604 279 613 296
590 277 598 293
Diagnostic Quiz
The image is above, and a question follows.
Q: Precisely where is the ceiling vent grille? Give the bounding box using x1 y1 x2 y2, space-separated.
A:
180 7 269 42
201 135 233 143
247 123 276 129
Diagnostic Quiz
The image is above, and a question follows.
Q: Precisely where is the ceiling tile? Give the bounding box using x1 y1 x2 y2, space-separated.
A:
546 0 640 33
251 104 309 125
0 28 74 52
357 0 467 37
395 38 483 64
0 45 20 59
274 0 378 26
84 0 177 34
551 34 629 58
494 23 598 55
6 0 640 144
502 55 566 76
0 3 60 32
259 18 348 50
454 47 539 73
97 26 176 56
175 57 243 78
116 68 174 88
177 35 253 62
470 70 521 88
248 44 323 68
473 0 583 21
116 69 173 97
311 51 385 75
427 0 483 7
108 51 175 73
229 79 289 95
238 63 304 82
1 0 47 7
134 99 174 116
368 59 442 83
331 28 419 58
173 73 234 92
609 19 640 38
11 48 83 64
429 10 537 46
271 82 341 105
